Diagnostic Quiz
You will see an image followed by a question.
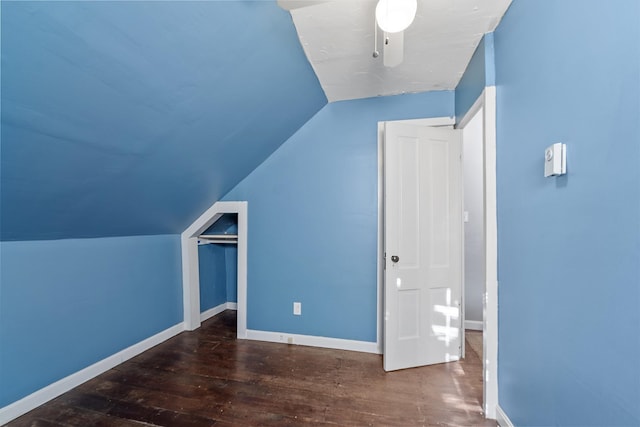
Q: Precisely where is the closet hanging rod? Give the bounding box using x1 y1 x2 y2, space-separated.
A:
198 234 238 245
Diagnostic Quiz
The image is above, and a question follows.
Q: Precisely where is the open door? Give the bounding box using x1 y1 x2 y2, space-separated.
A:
383 122 463 372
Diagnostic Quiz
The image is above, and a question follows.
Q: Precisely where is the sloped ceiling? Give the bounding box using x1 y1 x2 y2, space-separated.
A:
0 1 327 241
287 0 512 101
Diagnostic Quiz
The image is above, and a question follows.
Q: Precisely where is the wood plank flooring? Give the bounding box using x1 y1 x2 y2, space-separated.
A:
7 311 495 426
465 331 483 360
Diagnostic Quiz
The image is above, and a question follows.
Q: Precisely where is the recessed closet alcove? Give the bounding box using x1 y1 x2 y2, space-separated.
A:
198 213 238 317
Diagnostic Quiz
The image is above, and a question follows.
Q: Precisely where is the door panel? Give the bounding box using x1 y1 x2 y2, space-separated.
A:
383 122 462 372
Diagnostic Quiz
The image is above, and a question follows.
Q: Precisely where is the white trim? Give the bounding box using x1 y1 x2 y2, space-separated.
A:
459 126 467 361
182 235 200 331
246 329 380 354
395 117 456 127
496 405 515 427
200 302 232 322
0 323 184 425
483 86 499 420
457 86 499 420
465 320 483 331
200 302 239 322
181 201 247 340
377 122 384 351
200 302 227 322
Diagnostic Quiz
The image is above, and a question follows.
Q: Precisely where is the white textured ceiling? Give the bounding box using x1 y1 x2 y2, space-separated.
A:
288 0 512 102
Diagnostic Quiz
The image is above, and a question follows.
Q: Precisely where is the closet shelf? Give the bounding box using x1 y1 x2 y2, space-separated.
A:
198 234 238 245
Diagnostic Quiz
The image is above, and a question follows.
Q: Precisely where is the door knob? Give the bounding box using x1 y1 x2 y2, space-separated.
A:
391 255 399 263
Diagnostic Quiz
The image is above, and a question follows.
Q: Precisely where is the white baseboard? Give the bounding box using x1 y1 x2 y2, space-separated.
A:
465 320 483 331
200 302 238 322
0 322 184 426
245 329 380 354
496 404 515 427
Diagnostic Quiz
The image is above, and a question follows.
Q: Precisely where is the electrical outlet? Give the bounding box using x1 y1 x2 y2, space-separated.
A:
293 302 301 315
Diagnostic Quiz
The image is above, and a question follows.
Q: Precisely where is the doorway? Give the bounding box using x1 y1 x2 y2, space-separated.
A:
462 107 485 342
377 87 498 419
197 213 239 322
381 122 463 372
181 201 248 339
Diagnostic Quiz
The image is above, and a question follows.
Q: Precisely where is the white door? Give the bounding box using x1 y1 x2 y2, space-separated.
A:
383 122 463 372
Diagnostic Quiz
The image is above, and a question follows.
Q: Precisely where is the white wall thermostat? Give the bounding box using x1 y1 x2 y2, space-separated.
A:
544 143 566 177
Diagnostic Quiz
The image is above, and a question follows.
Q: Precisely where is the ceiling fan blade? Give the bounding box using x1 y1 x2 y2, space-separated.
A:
277 0 332 11
383 31 404 67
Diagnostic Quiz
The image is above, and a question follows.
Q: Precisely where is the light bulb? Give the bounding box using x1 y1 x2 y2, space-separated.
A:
376 0 417 33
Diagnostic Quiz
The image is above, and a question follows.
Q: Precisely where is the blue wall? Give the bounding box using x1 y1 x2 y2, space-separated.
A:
1 1 326 241
494 1 640 425
225 246 238 303
199 216 238 309
225 91 454 342
455 32 495 120
0 235 183 407
198 242 237 311
198 244 229 312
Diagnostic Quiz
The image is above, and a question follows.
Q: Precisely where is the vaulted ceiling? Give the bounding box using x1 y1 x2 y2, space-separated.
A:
1 0 511 241
1 1 326 241
286 0 512 101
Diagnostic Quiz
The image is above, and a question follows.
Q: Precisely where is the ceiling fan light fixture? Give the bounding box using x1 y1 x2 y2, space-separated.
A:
375 0 417 33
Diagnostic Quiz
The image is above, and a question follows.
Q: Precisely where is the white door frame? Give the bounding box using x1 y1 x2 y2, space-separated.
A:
456 87 498 419
377 87 498 419
181 201 248 338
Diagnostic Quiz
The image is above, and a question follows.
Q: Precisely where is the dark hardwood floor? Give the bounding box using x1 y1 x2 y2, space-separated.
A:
7 311 495 426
